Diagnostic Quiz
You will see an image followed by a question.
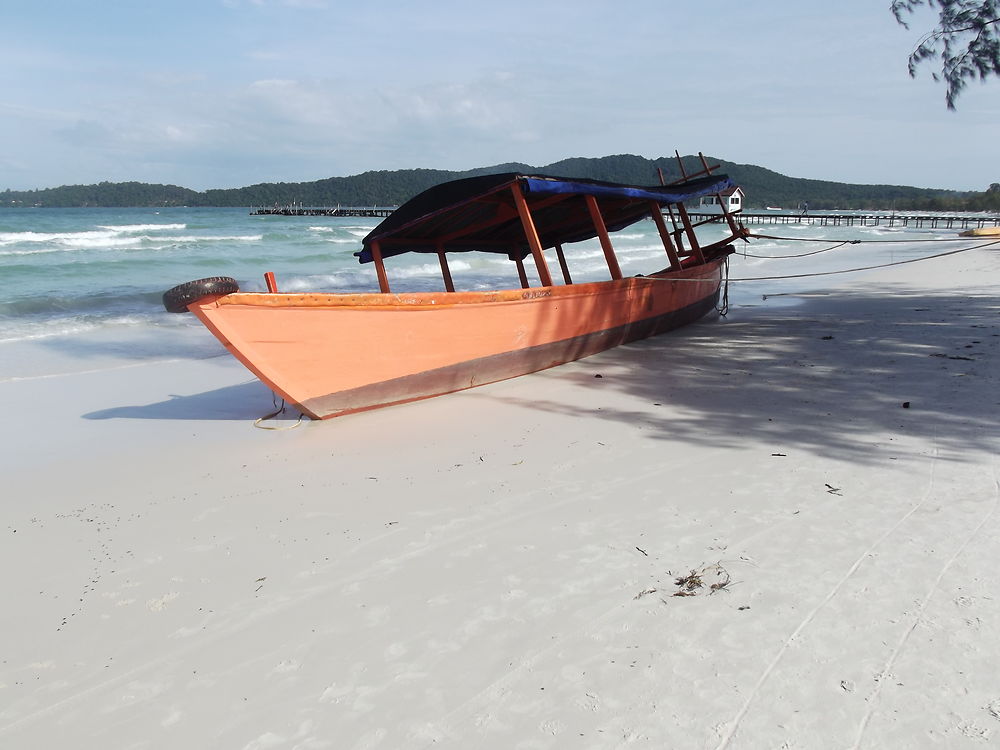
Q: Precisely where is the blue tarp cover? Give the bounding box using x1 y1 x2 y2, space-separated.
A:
357 172 735 264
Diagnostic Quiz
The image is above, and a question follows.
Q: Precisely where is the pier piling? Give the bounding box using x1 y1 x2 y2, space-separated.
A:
250 206 395 217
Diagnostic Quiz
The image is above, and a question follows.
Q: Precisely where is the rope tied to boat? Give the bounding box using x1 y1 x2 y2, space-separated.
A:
716 255 730 317
747 231 985 244
729 237 1000 282
253 395 306 430
643 236 1000 284
737 240 858 259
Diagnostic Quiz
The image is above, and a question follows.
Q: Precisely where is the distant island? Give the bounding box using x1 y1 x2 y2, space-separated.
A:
3 154 999 211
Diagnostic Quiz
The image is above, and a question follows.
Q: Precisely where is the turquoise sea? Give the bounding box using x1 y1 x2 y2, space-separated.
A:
0 205 968 381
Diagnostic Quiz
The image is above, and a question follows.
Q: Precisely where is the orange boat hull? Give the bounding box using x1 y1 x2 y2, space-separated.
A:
189 257 726 419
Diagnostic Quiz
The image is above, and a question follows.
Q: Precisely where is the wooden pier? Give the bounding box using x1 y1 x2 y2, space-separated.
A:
250 205 395 217
252 205 999 231
689 212 1000 230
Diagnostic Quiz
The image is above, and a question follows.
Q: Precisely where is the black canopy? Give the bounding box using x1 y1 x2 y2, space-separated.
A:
356 172 734 264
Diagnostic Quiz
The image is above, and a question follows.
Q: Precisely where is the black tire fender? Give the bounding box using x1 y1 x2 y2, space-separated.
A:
162 276 240 313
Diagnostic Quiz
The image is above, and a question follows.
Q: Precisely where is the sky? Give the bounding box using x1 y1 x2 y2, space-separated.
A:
1 0 998 193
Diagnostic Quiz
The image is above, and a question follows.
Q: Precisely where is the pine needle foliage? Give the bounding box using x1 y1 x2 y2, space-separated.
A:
892 0 1000 109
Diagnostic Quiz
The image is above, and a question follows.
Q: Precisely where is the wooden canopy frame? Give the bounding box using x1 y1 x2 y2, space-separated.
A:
365 163 742 294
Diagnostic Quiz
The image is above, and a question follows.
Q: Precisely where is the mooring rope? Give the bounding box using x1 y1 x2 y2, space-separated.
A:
253 395 306 430
737 240 857 259
642 236 1000 284
728 237 1000 282
748 231 988 244
716 255 730 316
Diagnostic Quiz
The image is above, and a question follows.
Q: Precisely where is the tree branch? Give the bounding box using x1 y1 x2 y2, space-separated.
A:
893 0 1000 108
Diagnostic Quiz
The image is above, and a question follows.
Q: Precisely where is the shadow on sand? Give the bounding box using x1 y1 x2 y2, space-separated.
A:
481 286 999 467
83 380 280 421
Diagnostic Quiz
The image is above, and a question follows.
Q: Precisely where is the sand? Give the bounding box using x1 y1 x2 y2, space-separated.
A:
2 244 999 749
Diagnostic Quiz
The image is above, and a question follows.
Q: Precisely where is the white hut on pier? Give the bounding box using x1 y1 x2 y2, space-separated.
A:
697 186 744 213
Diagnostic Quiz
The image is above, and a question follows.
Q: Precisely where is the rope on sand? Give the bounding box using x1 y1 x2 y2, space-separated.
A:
737 240 857 259
730 237 1000 282
747 231 989 243
253 396 306 430
645 237 1000 284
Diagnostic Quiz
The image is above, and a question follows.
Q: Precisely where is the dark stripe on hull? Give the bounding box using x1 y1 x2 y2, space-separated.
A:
300 288 720 419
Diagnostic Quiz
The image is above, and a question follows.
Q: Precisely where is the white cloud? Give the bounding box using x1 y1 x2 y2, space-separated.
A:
2 0 999 191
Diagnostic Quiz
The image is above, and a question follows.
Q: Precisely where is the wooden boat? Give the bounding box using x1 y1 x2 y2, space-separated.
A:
959 226 1000 237
164 154 746 419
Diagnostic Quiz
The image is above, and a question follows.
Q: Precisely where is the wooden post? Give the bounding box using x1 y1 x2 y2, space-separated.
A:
675 203 705 264
514 255 530 289
664 204 686 254
675 150 690 180
554 244 573 285
584 194 622 280
436 246 455 292
510 184 553 287
370 240 391 293
648 202 681 270
698 152 741 237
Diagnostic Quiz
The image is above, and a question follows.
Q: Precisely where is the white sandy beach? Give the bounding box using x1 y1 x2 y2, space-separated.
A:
2 244 999 748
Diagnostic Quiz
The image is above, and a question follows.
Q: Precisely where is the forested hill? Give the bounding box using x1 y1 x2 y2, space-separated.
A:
3 154 996 210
